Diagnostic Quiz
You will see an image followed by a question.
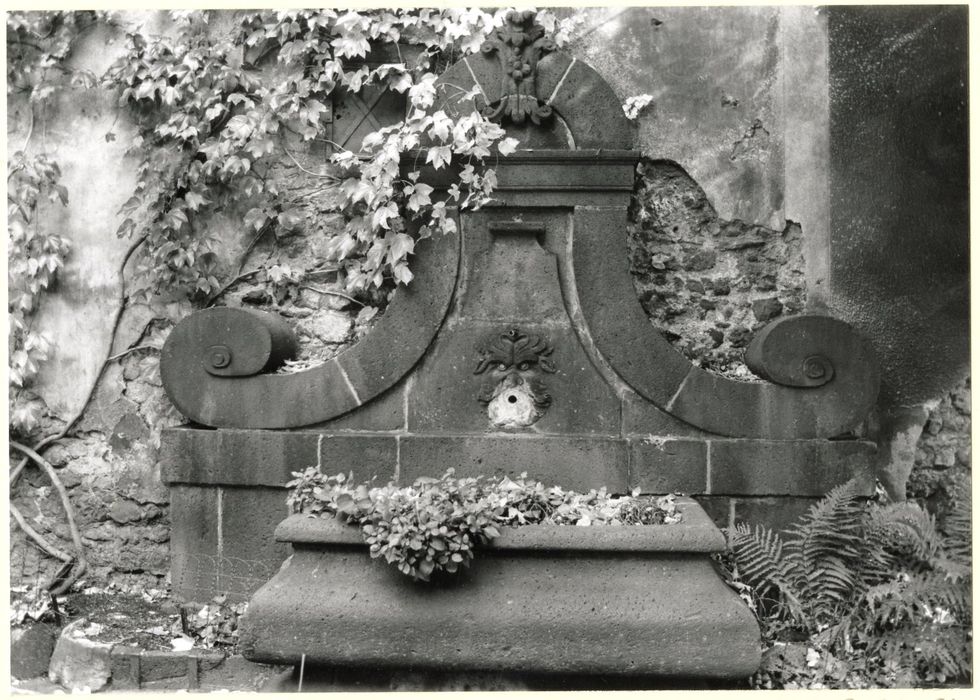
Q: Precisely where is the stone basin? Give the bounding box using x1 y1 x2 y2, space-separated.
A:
239 497 761 680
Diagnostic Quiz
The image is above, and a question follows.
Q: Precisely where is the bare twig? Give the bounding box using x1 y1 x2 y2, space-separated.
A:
205 268 262 308
107 344 161 363
10 441 88 594
205 220 272 307
282 144 338 179
298 284 363 306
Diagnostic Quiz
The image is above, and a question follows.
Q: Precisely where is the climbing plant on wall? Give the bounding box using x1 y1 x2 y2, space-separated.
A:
7 11 110 434
102 9 579 303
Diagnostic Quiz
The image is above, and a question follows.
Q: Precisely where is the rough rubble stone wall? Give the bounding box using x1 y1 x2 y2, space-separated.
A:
907 377 971 505
627 160 806 379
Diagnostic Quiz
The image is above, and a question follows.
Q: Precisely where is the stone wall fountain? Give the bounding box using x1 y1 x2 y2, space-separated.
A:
159 10 880 687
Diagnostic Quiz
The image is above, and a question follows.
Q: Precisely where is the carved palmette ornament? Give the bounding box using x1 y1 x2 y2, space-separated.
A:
474 328 556 429
479 10 557 125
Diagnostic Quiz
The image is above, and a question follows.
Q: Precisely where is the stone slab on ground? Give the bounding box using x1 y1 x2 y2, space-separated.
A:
11 623 57 680
48 620 114 692
39 616 281 693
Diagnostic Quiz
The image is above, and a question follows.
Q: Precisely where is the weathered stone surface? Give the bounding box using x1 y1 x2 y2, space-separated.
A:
313 382 405 432
828 6 968 407
709 439 876 496
109 411 150 452
545 56 633 149
198 654 289 692
297 309 352 344
907 376 971 503
161 427 319 486
318 435 398 480
629 439 707 494
108 499 143 524
140 650 194 682
11 623 56 680
621 391 708 438
694 496 733 531
399 435 627 493
574 206 693 408
169 486 219 602
219 487 290 598
732 496 816 534
459 211 568 323
109 645 141 689
241 501 759 678
49 620 113 692
336 229 459 408
162 428 398 487
751 297 783 323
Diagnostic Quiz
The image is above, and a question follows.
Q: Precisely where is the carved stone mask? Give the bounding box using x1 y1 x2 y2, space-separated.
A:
474 328 556 429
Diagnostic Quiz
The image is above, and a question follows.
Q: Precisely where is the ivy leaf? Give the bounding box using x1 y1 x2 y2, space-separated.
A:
331 30 370 59
392 263 413 285
204 104 225 122
184 191 210 211
425 146 452 170
388 70 413 93
408 73 437 109
243 207 268 231
428 111 452 142
371 201 399 230
406 182 433 212
497 137 519 156
225 115 253 140
386 232 415 262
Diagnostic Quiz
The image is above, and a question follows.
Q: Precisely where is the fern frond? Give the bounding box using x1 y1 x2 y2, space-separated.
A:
864 571 970 628
870 625 972 682
728 522 805 621
867 501 943 566
787 480 868 602
941 473 972 566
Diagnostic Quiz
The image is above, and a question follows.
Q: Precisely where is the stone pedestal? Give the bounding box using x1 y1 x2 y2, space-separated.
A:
239 498 761 681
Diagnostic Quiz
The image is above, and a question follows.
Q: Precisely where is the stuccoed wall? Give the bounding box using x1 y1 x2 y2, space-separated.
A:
10 7 970 589
570 6 819 378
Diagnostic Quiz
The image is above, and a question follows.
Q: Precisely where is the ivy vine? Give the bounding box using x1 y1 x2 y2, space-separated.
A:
102 9 575 303
7 11 111 434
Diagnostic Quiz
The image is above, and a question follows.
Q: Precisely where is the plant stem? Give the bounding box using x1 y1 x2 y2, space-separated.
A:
106 344 161 363
10 236 145 487
10 503 73 562
298 284 363 306
10 441 88 594
282 144 337 179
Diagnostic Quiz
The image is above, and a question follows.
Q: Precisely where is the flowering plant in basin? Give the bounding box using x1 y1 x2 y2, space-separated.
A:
286 468 681 581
